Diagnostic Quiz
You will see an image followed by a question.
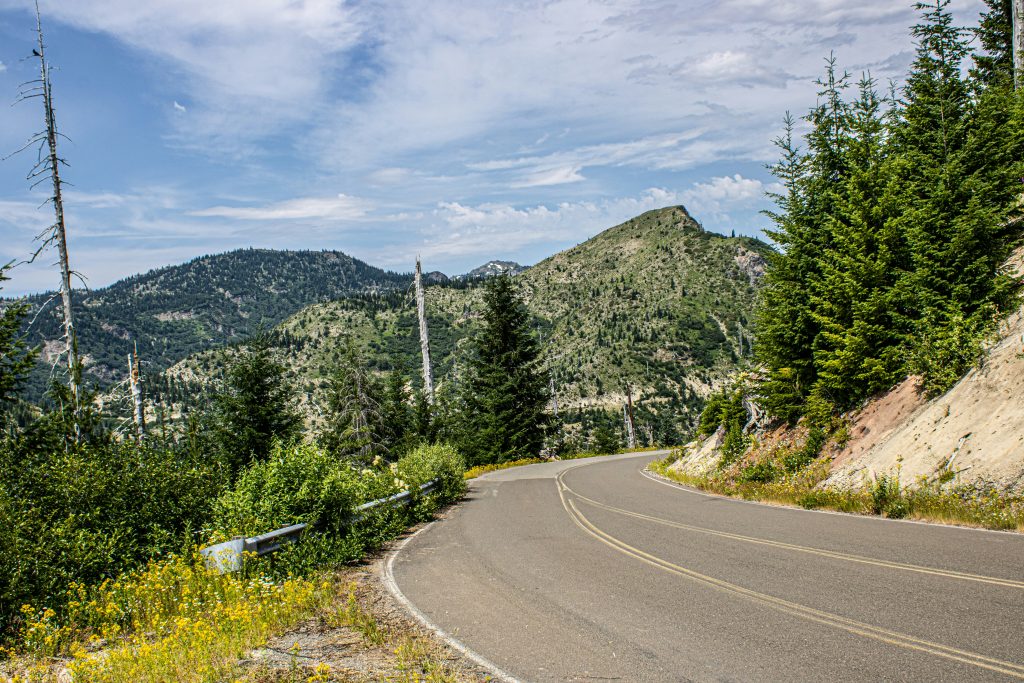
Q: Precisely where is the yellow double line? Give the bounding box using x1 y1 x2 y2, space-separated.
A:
564 483 1024 590
555 470 1024 679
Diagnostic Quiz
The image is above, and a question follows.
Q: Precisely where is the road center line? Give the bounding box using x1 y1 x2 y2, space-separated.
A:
555 469 1024 679
561 480 1024 590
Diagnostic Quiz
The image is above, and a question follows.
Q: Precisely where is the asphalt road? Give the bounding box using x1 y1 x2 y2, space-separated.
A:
390 453 1024 682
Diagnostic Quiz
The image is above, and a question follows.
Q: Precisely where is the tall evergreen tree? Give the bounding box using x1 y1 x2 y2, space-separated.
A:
809 75 905 409
379 365 412 458
211 333 300 474
0 266 37 414
462 275 550 464
890 0 1020 391
972 0 1015 88
319 343 384 463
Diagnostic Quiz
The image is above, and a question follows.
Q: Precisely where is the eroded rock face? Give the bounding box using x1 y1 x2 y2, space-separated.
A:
734 247 767 285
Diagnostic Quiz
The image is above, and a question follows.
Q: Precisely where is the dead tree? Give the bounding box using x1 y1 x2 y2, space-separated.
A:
626 385 637 448
128 344 145 442
623 405 636 450
549 375 559 419
415 257 434 403
9 2 81 420
1015 0 1023 90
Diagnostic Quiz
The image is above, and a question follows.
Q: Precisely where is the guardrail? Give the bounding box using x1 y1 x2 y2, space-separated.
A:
200 479 439 573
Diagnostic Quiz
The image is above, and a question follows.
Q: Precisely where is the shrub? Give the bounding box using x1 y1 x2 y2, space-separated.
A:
209 441 466 574
717 422 748 469
210 441 376 538
396 443 466 505
782 427 826 473
740 459 778 483
870 472 907 518
0 435 224 634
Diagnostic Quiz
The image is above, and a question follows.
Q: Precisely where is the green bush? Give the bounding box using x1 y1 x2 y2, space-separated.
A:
870 473 908 518
210 441 379 538
740 459 779 483
782 427 827 473
0 433 224 633
717 422 748 469
396 443 466 507
907 308 992 397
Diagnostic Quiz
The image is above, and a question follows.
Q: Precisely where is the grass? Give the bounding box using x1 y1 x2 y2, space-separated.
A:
650 456 1024 532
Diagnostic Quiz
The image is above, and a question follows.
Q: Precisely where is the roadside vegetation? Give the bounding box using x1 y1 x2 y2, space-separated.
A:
671 0 1024 523
0 273 552 680
651 451 1024 532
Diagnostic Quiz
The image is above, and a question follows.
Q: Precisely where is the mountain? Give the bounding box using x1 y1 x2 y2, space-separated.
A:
166 206 771 444
460 260 526 279
18 248 408 400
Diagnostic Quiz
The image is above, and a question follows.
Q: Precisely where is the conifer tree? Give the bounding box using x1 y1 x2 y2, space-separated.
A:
809 75 904 409
319 343 384 463
462 275 550 464
756 114 814 423
211 333 300 474
891 0 1019 391
379 365 412 458
0 266 36 413
973 0 1015 88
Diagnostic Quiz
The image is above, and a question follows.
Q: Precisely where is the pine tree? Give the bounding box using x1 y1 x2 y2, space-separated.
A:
211 333 300 474
379 365 412 458
319 342 384 463
891 0 1020 392
809 75 905 409
0 266 37 413
462 275 550 464
756 113 815 421
757 58 853 420
972 0 1014 88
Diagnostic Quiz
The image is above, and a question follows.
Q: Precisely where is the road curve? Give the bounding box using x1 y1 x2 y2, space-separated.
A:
389 453 1024 682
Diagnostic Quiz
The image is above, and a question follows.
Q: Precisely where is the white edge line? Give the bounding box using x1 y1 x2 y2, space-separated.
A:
639 466 1023 538
382 521 527 683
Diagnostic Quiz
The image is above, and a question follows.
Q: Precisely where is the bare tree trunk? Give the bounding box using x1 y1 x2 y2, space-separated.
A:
1015 0 1023 90
549 375 558 419
415 258 434 403
622 387 630 450
34 2 80 416
623 405 636 450
129 346 145 442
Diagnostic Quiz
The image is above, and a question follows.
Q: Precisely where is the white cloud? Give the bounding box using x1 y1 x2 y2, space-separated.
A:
190 194 370 221
0 61 7 72
513 166 585 188
367 167 412 185
679 174 781 225
172 101 187 113
371 188 692 267
19 0 363 147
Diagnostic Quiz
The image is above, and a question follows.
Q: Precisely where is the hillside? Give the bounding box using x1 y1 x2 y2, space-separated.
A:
168 206 771 444
823 249 1024 492
19 249 408 400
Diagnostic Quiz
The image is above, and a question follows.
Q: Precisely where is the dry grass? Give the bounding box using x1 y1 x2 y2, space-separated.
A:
650 457 1024 532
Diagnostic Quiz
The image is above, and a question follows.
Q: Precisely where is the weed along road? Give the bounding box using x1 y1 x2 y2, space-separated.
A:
388 452 1024 682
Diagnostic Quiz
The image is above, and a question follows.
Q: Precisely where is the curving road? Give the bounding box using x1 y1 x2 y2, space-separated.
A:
389 453 1024 682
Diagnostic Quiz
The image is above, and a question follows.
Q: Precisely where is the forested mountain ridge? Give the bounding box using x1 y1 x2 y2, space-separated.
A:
17 248 408 399
169 206 771 444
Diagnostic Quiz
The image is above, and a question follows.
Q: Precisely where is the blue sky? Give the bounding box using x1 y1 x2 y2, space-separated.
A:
0 0 985 295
